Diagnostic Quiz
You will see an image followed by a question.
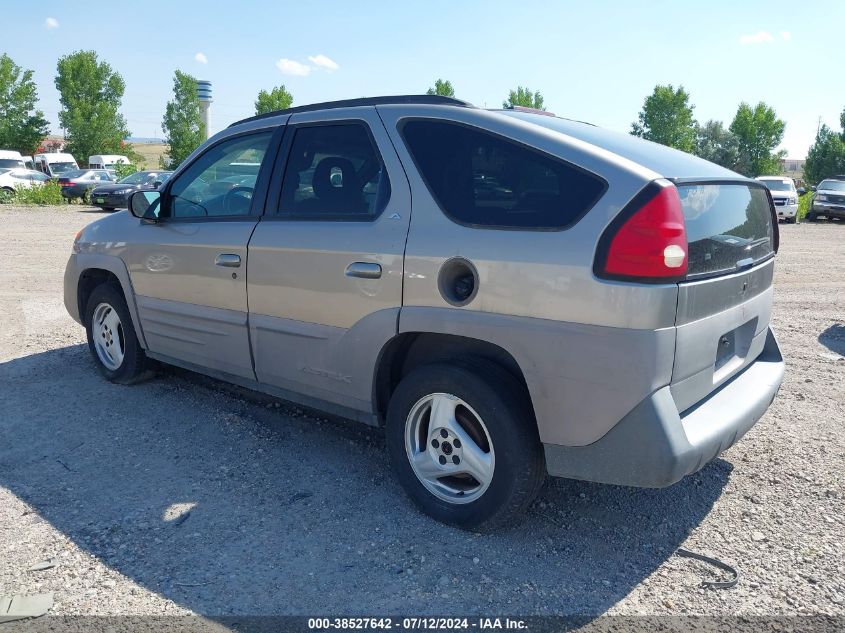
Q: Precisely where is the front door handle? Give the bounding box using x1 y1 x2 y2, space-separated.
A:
345 262 382 279
215 253 241 268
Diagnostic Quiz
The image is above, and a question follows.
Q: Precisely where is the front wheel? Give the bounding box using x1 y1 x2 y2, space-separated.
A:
806 212 819 222
386 360 545 530
84 283 149 383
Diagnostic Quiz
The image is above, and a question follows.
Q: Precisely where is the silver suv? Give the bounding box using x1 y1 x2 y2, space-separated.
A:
64 96 785 529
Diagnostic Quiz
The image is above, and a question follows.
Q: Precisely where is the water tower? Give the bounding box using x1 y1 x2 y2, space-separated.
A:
196 80 212 139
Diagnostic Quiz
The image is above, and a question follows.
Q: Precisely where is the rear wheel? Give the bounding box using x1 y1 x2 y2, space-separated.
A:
84 283 149 383
0 187 14 202
386 359 545 530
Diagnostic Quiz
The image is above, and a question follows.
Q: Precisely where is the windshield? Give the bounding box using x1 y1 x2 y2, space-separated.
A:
761 180 793 192
50 162 77 175
62 169 86 179
818 179 845 192
678 183 775 278
119 172 145 185
0 159 24 169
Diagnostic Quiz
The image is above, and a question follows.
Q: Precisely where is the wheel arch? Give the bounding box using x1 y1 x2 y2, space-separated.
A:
75 254 147 349
373 331 535 426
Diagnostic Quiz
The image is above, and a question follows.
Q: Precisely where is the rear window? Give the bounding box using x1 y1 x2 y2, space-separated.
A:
400 120 606 230
679 183 775 278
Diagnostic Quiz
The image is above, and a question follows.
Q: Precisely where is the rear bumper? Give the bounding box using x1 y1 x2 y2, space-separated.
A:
544 327 784 487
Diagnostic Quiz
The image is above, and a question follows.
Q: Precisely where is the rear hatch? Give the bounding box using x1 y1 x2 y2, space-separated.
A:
671 180 778 412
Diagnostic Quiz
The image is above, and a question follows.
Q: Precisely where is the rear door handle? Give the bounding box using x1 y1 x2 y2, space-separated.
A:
215 253 241 268
345 262 382 279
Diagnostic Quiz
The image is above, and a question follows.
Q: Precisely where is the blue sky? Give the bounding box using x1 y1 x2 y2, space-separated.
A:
6 0 843 158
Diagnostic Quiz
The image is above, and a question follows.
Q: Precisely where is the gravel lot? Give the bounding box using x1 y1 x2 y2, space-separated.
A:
1 205 843 618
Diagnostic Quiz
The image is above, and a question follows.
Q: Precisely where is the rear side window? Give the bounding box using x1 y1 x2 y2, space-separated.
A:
278 123 390 220
400 120 606 229
679 184 775 278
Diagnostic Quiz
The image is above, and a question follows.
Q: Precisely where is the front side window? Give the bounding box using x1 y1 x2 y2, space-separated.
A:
278 123 390 219
166 132 272 218
401 120 606 229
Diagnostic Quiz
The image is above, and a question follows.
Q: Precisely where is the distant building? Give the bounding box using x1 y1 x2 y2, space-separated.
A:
780 158 805 179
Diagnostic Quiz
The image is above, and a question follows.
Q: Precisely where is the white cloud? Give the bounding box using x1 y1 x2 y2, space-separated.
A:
45 17 59 29
307 54 340 71
739 30 775 45
780 31 792 41
195 52 208 64
276 58 311 76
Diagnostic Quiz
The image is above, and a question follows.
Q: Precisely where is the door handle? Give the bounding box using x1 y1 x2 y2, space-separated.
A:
215 253 241 268
345 262 382 279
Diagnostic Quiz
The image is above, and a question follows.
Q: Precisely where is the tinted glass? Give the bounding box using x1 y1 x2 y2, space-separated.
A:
0 159 23 169
678 184 774 278
119 172 146 185
63 170 85 178
278 124 390 219
30 172 50 182
167 132 272 218
401 120 605 229
761 180 792 191
818 179 845 192
49 162 77 175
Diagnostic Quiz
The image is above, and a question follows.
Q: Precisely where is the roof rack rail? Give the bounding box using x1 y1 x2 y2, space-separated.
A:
230 95 473 127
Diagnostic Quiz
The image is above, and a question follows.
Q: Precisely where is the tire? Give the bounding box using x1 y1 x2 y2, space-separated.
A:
806 213 818 222
0 187 14 202
386 359 546 530
84 283 149 384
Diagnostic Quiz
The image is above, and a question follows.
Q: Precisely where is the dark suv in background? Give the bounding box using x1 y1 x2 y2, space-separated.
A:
808 176 845 221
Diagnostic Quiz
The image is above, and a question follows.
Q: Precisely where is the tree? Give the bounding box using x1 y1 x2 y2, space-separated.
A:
804 123 845 185
729 102 786 177
503 86 544 110
55 51 131 163
255 85 293 115
630 84 697 152
162 70 204 169
426 79 455 97
0 54 49 155
694 120 738 169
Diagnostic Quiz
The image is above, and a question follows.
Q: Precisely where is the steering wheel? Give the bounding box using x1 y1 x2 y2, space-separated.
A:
223 186 254 214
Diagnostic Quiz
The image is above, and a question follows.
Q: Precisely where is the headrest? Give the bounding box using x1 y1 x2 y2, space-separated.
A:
312 156 359 203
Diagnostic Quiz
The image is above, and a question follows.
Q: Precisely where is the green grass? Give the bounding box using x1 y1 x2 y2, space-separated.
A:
798 192 813 220
0 181 66 205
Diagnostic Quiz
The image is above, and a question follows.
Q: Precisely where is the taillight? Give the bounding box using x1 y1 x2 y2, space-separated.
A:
594 180 688 282
61 181 75 187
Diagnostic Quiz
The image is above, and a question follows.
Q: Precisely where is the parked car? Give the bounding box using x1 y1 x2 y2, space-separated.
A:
58 169 115 201
63 95 784 529
756 176 799 223
34 152 79 178
0 150 27 170
88 154 130 170
0 168 51 199
807 176 845 221
90 170 173 211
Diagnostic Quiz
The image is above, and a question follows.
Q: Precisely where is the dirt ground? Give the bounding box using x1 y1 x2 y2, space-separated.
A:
0 205 842 618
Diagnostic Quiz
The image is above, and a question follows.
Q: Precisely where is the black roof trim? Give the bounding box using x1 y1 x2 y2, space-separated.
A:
229 95 473 127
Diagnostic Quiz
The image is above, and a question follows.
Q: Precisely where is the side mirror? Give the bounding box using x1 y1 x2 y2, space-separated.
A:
129 190 162 221
797 187 806 195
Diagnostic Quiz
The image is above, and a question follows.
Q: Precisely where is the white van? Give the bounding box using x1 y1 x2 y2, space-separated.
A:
88 155 129 170
34 153 79 178
0 150 26 170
